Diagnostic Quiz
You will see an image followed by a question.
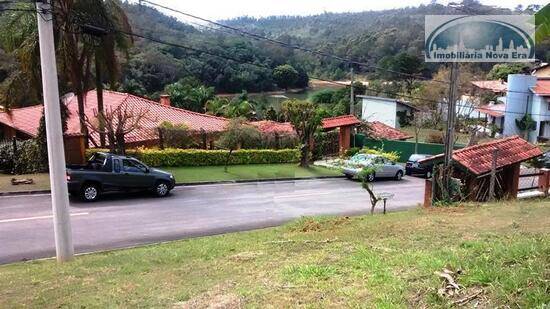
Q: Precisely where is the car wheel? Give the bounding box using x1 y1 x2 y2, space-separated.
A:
345 174 354 180
395 170 403 180
405 170 411 176
425 171 432 179
81 183 100 202
366 173 375 182
154 181 170 197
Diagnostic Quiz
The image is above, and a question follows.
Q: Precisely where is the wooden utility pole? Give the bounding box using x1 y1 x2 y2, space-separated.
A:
349 65 354 115
442 63 459 195
488 147 498 201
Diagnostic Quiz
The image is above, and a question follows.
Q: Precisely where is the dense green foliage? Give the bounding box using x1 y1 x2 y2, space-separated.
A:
86 148 300 167
487 63 530 81
0 139 44 174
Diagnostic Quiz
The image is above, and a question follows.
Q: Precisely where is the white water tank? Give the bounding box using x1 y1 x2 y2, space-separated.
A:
503 74 537 138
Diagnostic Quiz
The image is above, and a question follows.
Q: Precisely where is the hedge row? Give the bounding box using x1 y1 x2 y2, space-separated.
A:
85 148 300 167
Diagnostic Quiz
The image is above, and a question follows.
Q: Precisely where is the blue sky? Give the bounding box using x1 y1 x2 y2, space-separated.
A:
142 0 548 21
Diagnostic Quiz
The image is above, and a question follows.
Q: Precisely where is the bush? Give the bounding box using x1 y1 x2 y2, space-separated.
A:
344 147 360 157
359 147 400 162
426 132 445 144
0 139 45 174
86 148 300 167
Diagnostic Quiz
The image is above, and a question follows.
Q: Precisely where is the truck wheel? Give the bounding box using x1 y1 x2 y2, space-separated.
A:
154 181 170 197
425 171 432 179
345 174 353 180
81 183 100 202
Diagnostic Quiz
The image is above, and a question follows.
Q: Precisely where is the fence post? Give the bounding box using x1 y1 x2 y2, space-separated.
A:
424 178 433 208
538 168 550 197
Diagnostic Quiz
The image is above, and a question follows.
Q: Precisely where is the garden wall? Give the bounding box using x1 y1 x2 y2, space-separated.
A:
353 135 464 162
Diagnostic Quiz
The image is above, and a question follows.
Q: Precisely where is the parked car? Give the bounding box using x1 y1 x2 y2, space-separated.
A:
66 152 175 202
342 153 404 181
534 151 550 168
405 154 434 178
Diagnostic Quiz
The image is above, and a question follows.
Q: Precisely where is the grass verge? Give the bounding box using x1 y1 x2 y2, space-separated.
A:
1 200 549 307
0 164 341 193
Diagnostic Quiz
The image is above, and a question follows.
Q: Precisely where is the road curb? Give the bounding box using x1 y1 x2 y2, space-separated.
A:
0 176 346 197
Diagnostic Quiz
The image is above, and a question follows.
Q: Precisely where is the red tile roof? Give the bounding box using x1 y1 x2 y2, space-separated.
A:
321 115 360 130
474 103 506 117
367 121 412 140
250 120 295 135
471 80 508 93
421 136 542 175
0 90 230 143
532 79 550 96
0 105 44 137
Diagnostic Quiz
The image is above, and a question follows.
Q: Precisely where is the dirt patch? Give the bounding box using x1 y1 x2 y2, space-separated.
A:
229 251 263 262
173 283 243 309
291 217 352 233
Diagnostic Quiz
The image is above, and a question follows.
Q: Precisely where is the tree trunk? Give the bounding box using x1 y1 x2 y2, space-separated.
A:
299 143 309 167
116 133 125 155
224 149 233 172
95 52 106 147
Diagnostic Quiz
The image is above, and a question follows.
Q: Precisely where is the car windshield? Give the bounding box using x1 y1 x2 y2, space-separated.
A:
408 154 430 162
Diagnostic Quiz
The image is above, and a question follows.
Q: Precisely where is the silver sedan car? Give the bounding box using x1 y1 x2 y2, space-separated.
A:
342 153 404 181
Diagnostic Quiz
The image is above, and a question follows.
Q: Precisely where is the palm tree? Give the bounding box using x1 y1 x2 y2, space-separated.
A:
0 0 132 145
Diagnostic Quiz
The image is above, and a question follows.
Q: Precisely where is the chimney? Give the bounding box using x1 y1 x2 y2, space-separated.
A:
160 94 171 106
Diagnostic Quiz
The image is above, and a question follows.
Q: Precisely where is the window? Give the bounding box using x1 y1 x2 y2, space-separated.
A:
122 159 147 173
113 159 121 173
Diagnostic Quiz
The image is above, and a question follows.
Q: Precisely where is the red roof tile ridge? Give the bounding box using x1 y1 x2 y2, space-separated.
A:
121 91 230 122
1 104 43 113
324 114 358 120
454 135 521 154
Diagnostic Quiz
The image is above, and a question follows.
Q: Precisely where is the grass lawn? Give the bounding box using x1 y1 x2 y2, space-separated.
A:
400 126 471 145
0 164 340 192
167 164 341 183
1 201 549 307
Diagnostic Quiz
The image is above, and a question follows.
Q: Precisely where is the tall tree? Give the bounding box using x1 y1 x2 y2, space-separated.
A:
273 64 299 90
0 0 132 145
281 99 320 167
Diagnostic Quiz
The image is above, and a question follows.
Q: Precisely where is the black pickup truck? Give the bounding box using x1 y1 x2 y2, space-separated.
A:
66 152 175 202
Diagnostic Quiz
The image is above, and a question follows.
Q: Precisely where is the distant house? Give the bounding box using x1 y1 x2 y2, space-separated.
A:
367 121 412 141
501 75 550 143
358 95 418 129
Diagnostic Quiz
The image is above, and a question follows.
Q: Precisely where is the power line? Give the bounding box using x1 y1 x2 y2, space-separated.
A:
138 0 449 84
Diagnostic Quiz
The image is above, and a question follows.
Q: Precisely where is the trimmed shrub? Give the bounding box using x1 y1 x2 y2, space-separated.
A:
86 148 300 167
313 130 339 160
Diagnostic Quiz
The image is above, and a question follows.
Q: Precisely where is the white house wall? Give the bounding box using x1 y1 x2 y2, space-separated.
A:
503 74 537 139
361 98 397 128
530 95 550 142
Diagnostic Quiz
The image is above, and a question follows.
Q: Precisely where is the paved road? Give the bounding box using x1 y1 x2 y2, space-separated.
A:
0 177 425 264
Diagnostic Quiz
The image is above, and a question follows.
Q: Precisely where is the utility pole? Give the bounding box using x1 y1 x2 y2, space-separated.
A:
349 65 354 115
36 0 74 262
442 62 459 195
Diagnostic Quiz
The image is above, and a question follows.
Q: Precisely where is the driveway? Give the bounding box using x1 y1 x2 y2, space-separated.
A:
0 177 425 264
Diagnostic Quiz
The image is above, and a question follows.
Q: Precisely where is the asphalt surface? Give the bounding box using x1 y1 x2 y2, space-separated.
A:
0 177 425 264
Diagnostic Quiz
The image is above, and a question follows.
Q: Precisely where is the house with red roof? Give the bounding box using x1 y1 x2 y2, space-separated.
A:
0 90 230 144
